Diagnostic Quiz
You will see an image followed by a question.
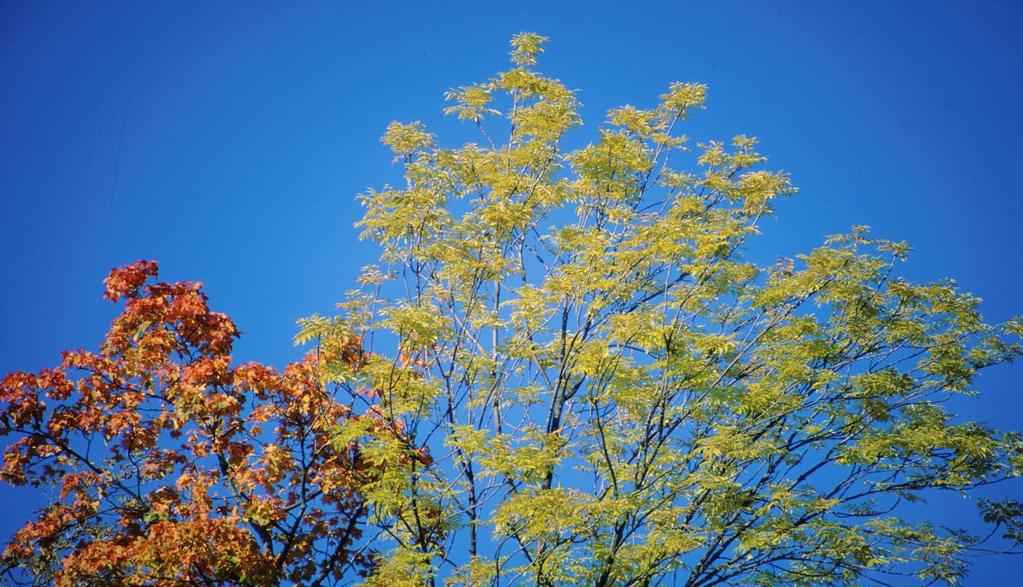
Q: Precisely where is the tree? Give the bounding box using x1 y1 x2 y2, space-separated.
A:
0 262 417 585
298 33 1023 585
4 32 1023 586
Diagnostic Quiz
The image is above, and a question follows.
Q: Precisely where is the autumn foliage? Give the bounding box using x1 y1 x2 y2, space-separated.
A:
0 261 408 585
5 33 1023 586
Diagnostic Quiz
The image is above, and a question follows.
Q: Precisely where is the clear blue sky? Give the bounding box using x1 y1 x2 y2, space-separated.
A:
2 1 1021 582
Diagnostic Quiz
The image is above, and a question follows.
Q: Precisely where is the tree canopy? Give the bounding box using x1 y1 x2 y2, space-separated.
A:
0 262 404 585
3 33 1023 586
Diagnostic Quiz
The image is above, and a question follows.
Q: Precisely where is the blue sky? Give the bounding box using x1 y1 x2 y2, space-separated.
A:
1 1 1021 582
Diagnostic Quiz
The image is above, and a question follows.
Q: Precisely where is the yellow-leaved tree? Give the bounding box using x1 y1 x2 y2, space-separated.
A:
295 33 1023 585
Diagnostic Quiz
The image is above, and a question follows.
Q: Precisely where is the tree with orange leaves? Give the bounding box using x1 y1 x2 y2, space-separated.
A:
0 261 420 586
